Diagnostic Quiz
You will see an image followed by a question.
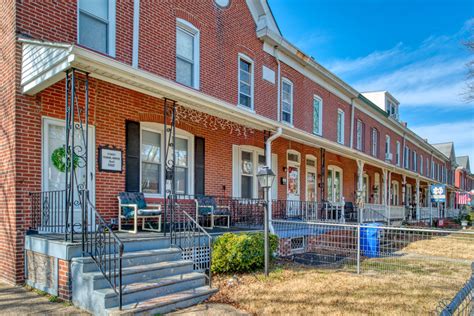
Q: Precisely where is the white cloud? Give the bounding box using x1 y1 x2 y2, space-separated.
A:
411 120 474 161
326 20 473 108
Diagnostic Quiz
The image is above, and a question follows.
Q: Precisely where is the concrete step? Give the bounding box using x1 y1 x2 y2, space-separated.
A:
88 260 194 290
96 272 206 309
72 248 183 272
106 286 218 315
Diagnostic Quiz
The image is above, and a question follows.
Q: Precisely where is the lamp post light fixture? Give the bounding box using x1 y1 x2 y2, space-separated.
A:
256 166 276 277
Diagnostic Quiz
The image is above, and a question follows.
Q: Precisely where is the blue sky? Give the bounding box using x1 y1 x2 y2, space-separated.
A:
268 0 474 162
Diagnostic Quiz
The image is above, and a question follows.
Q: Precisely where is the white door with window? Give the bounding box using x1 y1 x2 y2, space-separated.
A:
306 156 317 202
287 151 300 201
327 165 343 204
42 118 95 232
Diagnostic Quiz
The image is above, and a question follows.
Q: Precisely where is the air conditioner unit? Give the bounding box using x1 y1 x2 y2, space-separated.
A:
385 153 393 161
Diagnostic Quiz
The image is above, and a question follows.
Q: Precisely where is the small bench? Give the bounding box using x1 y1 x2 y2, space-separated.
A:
195 196 230 229
118 192 162 233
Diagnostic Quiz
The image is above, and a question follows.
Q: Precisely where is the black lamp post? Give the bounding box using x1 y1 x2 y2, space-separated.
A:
257 166 276 276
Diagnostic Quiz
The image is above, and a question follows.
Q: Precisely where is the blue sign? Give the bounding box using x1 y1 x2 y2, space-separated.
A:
430 184 446 203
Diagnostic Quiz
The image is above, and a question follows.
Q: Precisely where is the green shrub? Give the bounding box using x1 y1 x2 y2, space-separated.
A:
211 232 278 273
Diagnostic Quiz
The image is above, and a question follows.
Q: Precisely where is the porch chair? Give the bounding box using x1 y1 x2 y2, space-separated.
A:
117 192 162 234
195 196 230 229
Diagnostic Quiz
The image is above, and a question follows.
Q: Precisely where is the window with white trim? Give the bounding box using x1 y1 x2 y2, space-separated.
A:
413 151 417 172
356 119 363 151
306 155 317 202
431 160 435 178
371 128 379 157
78 0 116 55
404 146 410 169
337 109 345 144
281 79 293 124
140 123 194 196
420 155 423 175
391 180 399 206
176 19 199 88
396 141 401 166
238 54 254 109
313 96 323 135
327 165 343 203
363 174 369 203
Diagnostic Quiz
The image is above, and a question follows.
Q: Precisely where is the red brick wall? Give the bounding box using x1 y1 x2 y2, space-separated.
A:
58 259 71 300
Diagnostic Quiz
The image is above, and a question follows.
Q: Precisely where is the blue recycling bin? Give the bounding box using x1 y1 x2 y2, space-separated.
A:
360 223 382 258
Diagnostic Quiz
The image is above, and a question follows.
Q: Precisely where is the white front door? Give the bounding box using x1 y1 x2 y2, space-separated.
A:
42 117 95 232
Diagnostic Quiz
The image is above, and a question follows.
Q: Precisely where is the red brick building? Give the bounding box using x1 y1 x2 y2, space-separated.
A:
0 0 470 309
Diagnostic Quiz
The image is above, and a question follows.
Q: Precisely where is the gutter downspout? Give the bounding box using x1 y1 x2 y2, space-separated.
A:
274 46 281 122
266 127 283 234
349 98 355 149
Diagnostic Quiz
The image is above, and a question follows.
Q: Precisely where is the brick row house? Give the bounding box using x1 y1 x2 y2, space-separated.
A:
1 0 472 313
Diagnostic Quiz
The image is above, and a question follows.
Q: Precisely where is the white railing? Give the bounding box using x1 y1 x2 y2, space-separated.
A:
362 204 387 222
446 208 461 219
419 207 432 220
387 205 405 220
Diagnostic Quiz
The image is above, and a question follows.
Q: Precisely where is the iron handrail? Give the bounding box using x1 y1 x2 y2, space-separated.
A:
82 190 124 310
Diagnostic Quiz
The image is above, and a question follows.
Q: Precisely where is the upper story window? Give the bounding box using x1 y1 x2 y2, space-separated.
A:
356 119 364 151
176 19 200 89
404 146 410 169
281 79 293 124
387 100 398 120
313 96 323 136
431 160 435 178
337 109 345 144
238 54 254 109
396 141 401 166
78 0 116 56
413 151 417 172
371 128 379 157
420 155 424 175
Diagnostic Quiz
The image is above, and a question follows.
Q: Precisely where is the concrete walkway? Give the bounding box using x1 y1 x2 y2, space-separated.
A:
0 283 89 315
168 303 249 315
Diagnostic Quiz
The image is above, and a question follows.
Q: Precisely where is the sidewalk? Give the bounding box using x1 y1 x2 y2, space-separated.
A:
0 283 88 315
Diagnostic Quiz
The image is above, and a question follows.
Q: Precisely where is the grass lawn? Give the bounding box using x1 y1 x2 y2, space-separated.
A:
209 231 474 315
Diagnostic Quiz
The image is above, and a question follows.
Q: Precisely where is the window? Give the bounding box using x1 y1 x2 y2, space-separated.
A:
385 135 391 155
327 165 343 203
391 181 399 206
140 123 193 196
238 54 254 109
371 128 379 157
356 119 363 151
78 0 116 55
404 146 410 169
287 150 301 200
431 160 435 178
413 151 417 172
313 96 323 135
233 146 277 199
374 172 381 204
396 141 401 166
281 79 293 124
363 174 369 203
337 109 345 144
176 19 199 88
420 155 423 175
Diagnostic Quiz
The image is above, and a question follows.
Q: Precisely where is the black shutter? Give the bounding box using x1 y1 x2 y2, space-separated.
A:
194 136 205 195
125 120 140 192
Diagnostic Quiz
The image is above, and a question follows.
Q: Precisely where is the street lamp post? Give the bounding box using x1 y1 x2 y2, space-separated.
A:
257 166 276 277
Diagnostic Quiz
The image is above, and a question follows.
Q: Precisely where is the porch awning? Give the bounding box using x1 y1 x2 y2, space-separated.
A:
18 38 442 184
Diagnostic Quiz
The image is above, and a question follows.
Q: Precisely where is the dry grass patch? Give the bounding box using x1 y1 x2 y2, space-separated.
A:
210 230 474 315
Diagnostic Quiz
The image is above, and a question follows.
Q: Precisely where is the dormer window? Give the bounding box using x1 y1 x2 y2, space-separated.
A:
387 100 398 120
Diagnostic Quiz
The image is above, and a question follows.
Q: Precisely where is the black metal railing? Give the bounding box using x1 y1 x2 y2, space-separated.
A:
81 190 124 310
169 194 265 230
29 190 67 236
171 208 213 287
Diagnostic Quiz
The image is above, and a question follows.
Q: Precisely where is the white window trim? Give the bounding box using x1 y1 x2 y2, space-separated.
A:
356 119 363 151
396 141 401 166
305 155 317 202
176 18 200 89
281 78 294 125
140 122 194 198
237 53 255 111
232 145 277 199
374 172 381 204
420 155 424 175
363 173 369 203
337 109 345 145
327 165 343 204
371 129 378 157
313 95 323 136
391 180 399 206
413 151 417 172
77 0 116 57
385 135 391 154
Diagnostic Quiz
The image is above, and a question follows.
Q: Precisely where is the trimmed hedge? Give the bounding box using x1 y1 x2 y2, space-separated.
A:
211 232 278 273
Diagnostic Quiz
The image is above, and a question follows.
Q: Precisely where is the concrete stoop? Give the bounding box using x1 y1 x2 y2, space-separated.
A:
71 247 216 315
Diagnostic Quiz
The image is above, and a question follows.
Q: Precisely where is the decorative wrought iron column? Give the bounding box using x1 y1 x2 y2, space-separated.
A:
64 68 89 242
163 98 177 238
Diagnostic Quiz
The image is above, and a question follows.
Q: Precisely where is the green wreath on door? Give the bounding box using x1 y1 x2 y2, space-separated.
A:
51 147 79 173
